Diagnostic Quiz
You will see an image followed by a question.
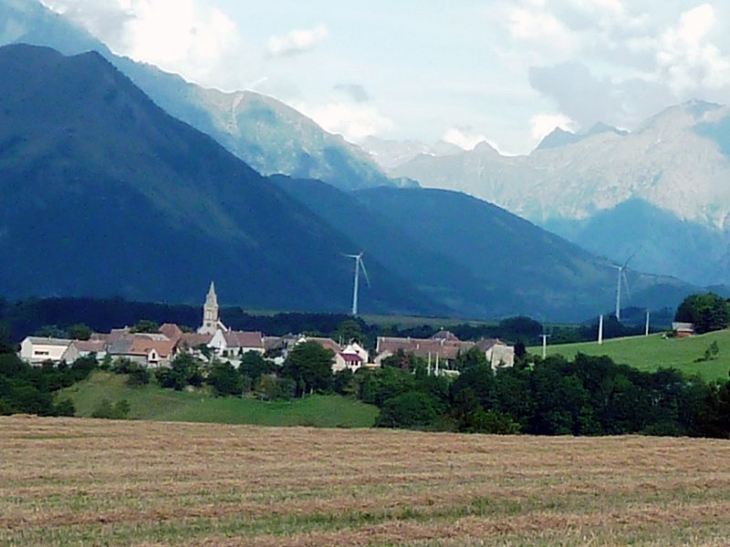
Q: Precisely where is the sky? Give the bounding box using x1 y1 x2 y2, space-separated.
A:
38 0 730 155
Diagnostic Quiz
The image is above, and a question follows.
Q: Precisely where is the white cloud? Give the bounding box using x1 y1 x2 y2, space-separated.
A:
585 0 624 13
529 113 577 143
266 24 329 57
442 128 492 151
508 7 577 53
40 0 249 89
656 4 730 92
295 102 393 143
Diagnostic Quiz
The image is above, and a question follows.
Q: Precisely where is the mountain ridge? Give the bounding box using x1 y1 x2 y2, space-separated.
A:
0 44 435 316
0 0 394 193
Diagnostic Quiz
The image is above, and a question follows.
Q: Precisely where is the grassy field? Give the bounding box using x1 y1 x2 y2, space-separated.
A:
58 372 378 428
3 416 730 546
531 329 730 382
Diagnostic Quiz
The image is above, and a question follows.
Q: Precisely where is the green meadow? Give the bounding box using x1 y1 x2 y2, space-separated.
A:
58 372 378 428
533 329 730 382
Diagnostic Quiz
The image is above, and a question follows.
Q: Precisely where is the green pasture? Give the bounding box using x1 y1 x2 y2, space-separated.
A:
531 329 730 382
58 372 378 428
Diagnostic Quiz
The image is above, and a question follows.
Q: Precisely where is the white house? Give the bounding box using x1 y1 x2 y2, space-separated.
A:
209 329 265 357
334 342 371 373
476 338 515 369
20 337 77 364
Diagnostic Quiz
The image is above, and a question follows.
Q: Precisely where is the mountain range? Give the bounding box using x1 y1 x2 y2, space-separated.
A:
0 44 434 316
2 0 721 321
379 101 730 286
8 0 729 291
0 43 694 321
0 0 393 193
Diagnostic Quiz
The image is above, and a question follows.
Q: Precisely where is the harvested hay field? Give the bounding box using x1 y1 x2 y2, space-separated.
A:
2 417 730 546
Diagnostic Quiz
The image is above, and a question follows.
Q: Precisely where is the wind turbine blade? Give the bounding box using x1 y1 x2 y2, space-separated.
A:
622 270 631 302
624 248 639 269
359 257 371 287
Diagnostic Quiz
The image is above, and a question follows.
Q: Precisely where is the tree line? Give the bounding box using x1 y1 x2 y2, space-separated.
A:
0 296 672 349
129 341 730 438
4 336 730 438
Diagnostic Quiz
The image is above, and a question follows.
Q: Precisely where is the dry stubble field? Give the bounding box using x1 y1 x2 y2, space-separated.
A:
2 416 730 546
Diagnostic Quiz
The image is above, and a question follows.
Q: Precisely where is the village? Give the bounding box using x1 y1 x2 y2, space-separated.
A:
19 282 515 374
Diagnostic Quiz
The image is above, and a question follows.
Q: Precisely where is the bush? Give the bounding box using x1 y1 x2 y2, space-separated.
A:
54 398 76 417
375 391 439 429
208 361 244 397
91 399 130 419
126 365 151 387
256 374 295 401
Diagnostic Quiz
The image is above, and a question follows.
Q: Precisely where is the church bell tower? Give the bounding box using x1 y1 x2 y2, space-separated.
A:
198 281 224 334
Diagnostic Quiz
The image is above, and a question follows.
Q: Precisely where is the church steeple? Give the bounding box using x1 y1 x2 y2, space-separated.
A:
198 281 225 334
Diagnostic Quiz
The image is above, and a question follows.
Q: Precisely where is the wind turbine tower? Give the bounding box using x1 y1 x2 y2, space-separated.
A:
344 252 370 316
613 252 636 321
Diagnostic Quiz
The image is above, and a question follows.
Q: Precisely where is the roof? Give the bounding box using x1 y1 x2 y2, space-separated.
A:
376 336 473 360
25 337 73 347
177 332 214 348
159 323 184 342
302 337 341 354
107 329 131 344
106 337 134 355
263 336 284 350
134 333 170 342
127 337 175 358
431 330 460 341
476 338 506 352
72 340 106 353
341 352 363 363
223 330 264 349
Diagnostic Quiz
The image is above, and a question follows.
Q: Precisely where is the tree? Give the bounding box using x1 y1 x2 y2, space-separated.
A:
675 293 730 334
66 323 92 341
256 374 295 401
130 320 160 334
34 325 67 338
0 323 14 354
452 363 495 409
239 351 275 386
333 368 355 395
92 399 130 419
498 316 542 342
157 353 202 391
334 319 365 345
454 346 489 372
55 398 76 417
208 361 244 397
375 391 439 429
280 341 334 396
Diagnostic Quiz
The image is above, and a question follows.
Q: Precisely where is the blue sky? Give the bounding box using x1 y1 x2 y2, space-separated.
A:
39 0 730 154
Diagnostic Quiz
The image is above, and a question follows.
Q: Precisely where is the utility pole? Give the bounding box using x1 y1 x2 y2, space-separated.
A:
539 334 551 359
598 314 604 345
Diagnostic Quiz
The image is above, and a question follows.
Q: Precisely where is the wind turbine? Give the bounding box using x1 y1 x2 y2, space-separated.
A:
613 251 636 321
344 252 370 316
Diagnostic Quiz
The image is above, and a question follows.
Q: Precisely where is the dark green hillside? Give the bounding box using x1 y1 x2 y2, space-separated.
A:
0 44 435 316
272 175 495 317
353 187 693 321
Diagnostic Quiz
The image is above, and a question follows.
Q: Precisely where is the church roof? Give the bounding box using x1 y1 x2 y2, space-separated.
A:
224 331 264 349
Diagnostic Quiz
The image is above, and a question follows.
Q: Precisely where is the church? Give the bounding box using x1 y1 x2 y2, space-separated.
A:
197 281 228 335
